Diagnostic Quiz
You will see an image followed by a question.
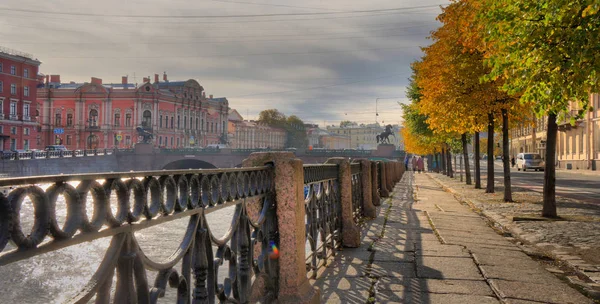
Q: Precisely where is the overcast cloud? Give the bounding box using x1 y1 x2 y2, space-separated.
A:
0 0 444 126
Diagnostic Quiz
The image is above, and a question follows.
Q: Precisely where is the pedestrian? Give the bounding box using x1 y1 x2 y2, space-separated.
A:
511 156 515 168
417 157 424 173
404 155 409 170
411 156 417 171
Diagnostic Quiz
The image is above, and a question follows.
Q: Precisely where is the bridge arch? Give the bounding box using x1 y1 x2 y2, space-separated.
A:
162 159 217 170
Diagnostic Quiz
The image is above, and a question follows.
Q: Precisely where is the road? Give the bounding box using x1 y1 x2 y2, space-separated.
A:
470 159 600 204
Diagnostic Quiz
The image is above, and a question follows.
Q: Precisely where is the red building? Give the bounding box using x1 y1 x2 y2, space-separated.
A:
0 47 42 151
37 73 229 150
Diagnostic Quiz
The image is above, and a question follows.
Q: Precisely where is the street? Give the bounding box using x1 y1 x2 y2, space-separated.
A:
475 160 600 204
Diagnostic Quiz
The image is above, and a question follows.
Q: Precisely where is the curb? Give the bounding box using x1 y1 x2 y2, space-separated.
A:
426 173 600 295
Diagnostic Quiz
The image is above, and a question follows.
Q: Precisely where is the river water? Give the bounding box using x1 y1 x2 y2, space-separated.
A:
0 182 237 303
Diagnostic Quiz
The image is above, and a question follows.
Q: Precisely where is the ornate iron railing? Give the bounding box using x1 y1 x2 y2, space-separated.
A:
302 164 342 279
0 166 278 303
350 163 363 223
0 148 134 160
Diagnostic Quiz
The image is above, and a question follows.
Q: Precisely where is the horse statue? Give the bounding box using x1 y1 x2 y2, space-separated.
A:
376 124 396 144
136 127 154 144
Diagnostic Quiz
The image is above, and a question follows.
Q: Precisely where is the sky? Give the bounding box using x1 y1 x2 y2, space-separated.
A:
0 0 445 127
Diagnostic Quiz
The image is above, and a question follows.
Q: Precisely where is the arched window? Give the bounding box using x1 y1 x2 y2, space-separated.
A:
142 110 152 128
89 109 98 127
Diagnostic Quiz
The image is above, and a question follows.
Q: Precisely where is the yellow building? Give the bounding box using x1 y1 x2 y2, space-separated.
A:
326 123 403 150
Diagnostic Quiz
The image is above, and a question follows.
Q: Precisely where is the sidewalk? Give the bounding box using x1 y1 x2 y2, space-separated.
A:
313 171 594 303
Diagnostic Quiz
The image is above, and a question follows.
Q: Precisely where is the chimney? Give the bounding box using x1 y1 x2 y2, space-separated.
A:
50 75 60 83
91 77 102 85
122 76 128 85
143 77 149 83
163 72 167 82
209 94 213 99
154 73 159 83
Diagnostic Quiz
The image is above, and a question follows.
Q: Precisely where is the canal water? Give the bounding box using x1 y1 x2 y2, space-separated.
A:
0 182 236 303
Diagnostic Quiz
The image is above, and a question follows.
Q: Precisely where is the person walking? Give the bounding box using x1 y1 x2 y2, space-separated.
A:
417 157 424 173
404 155 410 170
411 156 417 172
511 156 516 168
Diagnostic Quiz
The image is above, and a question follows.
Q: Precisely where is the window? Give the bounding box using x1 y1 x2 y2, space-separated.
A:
23 104 30 118
196 118 199 130
206 121 209 131
142 110 151 127
177 115 180 129
23 139 29 150
66 135 72 145
211 123 214 133
10 84 16 95
24 86 29 97
55 113 62 126
10 102 17 116
67 113 73 126
0 81 3 93
125 136 131 146
159 115 163 128
184 116 187 129
114 113 120 127
164 116 168 129
11 127 17 135
0 63 2 72
24 128 30 135
24 68 29 78
190 117 193 130
159 136 162 145
126 114 132 127
177 138 180 147
201 119 204 131
10 139 16 151
89 109 98 127
170 116 174 129
571 135 576 154
10 65 16 75
171 137 173 147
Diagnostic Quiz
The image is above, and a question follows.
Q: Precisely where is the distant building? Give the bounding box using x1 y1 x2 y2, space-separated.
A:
326 123 403 150
228 109 286 149
306 127 350 149
37 72 229 150
0 47 42 151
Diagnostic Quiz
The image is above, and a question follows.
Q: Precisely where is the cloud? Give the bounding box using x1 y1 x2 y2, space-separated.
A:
0 0 444 124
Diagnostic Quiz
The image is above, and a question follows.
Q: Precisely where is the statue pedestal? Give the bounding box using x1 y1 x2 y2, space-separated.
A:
134 143 154 154
373 144 396 157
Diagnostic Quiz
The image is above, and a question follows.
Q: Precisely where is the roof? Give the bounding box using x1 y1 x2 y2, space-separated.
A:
209 97 228 103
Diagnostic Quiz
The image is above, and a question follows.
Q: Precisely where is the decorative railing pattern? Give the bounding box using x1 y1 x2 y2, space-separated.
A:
0 148 136 160
303 164 342 279
0 166 278 303
350 163 364 223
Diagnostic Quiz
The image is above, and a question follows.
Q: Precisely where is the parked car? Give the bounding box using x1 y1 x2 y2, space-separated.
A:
516 153 544 171
45 145 68 152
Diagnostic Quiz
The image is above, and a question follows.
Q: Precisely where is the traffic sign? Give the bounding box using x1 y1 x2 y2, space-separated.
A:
116 134 123 141
53 128 64 134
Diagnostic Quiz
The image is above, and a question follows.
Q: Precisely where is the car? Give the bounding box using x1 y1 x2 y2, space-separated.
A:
45 145 68 151
516 153 544 171
495 155 502 160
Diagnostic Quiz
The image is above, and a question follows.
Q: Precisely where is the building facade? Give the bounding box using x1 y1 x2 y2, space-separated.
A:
509 93 600 171
37 73 229 150
326 123 403 150
227 109 286 149
0 47 41 151
306 127 350 149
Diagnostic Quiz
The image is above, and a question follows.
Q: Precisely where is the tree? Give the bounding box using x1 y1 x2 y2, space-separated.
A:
340 120 356 128
482 0 600 217
286 115 308 149
258 109 286 128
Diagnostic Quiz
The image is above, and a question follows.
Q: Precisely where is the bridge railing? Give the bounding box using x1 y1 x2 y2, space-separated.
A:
0 152 405 303
0 148 135 160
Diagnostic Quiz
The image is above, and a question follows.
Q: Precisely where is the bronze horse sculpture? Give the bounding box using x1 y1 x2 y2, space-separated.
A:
136 127 154 144
376 124 395 144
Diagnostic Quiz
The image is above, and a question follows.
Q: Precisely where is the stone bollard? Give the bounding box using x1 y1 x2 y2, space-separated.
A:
326 157 361 248
378 162 389 197
242 152 320 304
370 161 381 206
357 159 376 218
387 163 394 190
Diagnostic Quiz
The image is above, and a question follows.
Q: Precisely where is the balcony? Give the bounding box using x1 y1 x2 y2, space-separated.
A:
85 125 101 132
9 114 18 121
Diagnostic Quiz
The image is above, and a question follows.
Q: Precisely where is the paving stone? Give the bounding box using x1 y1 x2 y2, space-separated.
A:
376 277 494 296
490 279 595 304
316 276 372 304
376 290 500 304
480 265 558 283
369 261 417 278
417 256 483 280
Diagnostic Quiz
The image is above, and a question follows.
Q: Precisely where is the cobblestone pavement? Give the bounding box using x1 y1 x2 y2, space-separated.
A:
429 171 600 295
312 171 594 303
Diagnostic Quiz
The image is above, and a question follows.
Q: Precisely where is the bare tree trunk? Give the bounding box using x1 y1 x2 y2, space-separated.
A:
474 132 481 189
459 154 463 182
486 112 495 193
441 147 446 175
435 152 440 173
543 113 558 218
502 109 513 202
462 133 472 185
447 145 454 178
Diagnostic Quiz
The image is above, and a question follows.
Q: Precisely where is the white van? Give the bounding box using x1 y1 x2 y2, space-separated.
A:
516 153 544 171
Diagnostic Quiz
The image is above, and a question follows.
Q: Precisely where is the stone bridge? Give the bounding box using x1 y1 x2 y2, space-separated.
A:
0 144 404 177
